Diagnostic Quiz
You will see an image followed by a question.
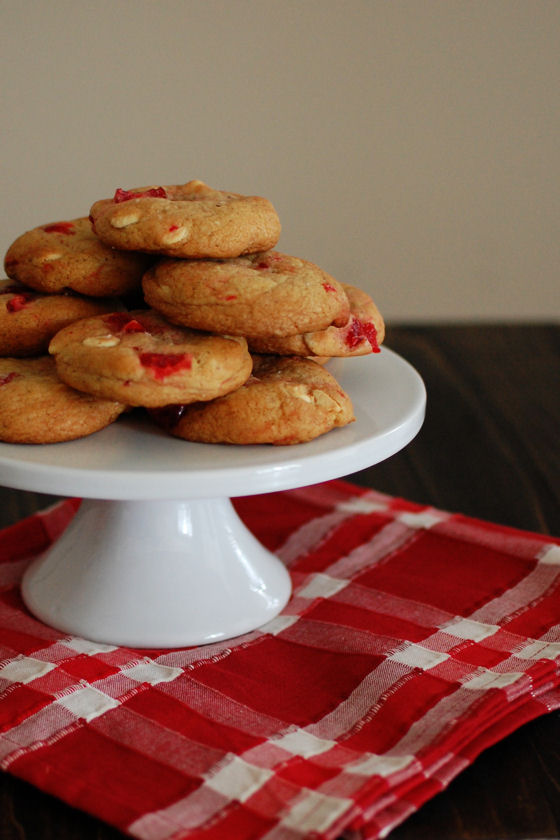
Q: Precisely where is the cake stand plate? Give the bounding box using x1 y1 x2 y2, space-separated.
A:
0 349 425 648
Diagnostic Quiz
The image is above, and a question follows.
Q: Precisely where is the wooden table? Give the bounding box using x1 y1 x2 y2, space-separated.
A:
1 324 559 839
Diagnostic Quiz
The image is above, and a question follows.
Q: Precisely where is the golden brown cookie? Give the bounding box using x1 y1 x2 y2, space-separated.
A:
246 284 385 357
4 217 150 297
49 309 252 408
142 250 351 337
0 356 127 444
0 278 120 357
151 355 355 445
89 180 281 258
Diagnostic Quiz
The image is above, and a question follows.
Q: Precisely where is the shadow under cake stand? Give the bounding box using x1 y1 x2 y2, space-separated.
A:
0 349 426 648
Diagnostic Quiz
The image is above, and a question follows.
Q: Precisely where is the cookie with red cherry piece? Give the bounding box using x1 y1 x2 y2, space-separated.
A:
0 278 120 357
89 180 281 259
246 284 385 357
142 250 351 338
4 217 151 297
48 309 252 408
151 355 355 445
0 356 127 444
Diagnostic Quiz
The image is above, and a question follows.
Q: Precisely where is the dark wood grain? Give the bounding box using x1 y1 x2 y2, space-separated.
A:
351 324 560 535
0 324 559 839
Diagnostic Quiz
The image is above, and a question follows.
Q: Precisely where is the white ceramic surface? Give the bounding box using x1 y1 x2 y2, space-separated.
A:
2 349 426 648
22 497 292 648
0 350 426 499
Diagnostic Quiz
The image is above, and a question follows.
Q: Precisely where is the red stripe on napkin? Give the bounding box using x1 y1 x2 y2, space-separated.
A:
0 481 559 840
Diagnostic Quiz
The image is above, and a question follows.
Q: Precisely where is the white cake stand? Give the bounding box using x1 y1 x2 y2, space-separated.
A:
0 349 425 648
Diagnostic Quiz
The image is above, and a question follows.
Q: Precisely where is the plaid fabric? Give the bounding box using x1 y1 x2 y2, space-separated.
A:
0 480 559 840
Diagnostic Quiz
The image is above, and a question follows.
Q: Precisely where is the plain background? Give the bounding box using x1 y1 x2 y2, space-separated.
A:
1 0 558 323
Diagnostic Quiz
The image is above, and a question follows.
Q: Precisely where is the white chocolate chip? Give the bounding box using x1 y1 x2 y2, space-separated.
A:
111 212 140 228
161 226 188 245
290 384 314 402
82 335 120 348
32 251 62 265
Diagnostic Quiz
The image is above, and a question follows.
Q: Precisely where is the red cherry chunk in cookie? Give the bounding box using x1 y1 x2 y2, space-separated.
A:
42 222 76 235
344 318 380 352
149 404 188 429
103 313 146 334
113 187 167 203
0 372 19 386
6 292 35 312
139 352 193 380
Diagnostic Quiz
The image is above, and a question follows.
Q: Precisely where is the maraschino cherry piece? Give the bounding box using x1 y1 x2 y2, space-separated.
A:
113 187 167 203
139 352 193 380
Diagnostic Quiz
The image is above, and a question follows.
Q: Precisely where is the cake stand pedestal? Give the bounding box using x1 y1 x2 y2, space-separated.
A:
21 496 292 648
0 349 426 648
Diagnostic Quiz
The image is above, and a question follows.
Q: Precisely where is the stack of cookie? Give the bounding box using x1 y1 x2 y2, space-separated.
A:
0 180 384 445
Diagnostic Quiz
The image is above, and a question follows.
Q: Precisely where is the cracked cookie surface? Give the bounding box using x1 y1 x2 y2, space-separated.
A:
150 355 355 445
246 284 385 357
0 278 119 357
0 356 127 443
142 250 350 337
48 309 252 407
89 180 281 258
4 217 150 297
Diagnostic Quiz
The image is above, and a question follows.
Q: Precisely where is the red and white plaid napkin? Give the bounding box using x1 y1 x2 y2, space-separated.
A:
1 479 559 840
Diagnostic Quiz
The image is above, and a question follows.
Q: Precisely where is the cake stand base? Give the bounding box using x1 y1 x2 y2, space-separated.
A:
21 496 292 648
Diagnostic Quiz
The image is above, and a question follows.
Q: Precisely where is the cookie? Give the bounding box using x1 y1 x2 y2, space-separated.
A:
247 284 385 357
0 279 120 357
151 355 355 445
4 217 150 297
0 356 127 444
142 250 351 337
89 180 281 259
49 309 252 408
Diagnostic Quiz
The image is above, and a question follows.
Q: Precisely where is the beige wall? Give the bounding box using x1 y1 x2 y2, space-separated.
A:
2 0 559 322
